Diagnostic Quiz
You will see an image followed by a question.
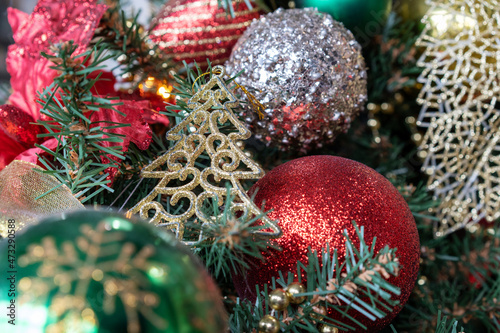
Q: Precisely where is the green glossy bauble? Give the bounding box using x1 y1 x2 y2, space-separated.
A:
294 0 392 34
394 0 430 24
0 210 227 333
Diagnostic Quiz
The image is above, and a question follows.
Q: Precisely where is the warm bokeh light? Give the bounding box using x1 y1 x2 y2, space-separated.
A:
428 8 477 37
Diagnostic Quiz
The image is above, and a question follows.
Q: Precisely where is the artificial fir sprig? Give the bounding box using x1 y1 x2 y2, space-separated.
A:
430 312 466 333
192 187 280 279
0 83 9 105
35 41 126 202
404 222 500 332
230 222 401 332
92 0 172 82
390 311 466 333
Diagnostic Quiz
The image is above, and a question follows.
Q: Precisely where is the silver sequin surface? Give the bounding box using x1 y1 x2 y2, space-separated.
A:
225 8 367 152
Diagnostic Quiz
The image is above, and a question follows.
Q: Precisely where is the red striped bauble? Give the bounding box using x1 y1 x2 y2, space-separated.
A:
149 0 261 68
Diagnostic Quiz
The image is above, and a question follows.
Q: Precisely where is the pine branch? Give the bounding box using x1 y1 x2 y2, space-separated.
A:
165 61 233 115
92 0 172 82
392 221 500 332
35 41 126 202
229 222 401 332
390 311 466 333
192 186 280 279
367 13 422 103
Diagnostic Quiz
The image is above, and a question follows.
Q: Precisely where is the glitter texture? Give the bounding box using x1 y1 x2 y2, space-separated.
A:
416 0 500 127
129 66 281 245
149 0 261 68
235 155 420 332
0 210 228 332
225 8 367 152
420 108 500 237
0 104 45 168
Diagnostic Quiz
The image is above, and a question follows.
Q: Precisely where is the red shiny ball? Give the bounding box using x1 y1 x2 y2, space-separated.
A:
236 155 420 332
149 0 261 68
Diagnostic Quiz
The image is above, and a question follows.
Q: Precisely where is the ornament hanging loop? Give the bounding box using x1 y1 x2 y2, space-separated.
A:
191 66 224 93
191 66 265 120
234 82 265 120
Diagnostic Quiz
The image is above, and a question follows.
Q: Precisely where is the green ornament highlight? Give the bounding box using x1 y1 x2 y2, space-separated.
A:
294 0 392 34
0 210 227 333
394 0 429 24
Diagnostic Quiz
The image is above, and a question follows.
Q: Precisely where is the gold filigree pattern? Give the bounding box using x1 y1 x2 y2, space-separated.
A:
128 65 281 244
416 0 500 235
421 109 500 236
416 0 500 127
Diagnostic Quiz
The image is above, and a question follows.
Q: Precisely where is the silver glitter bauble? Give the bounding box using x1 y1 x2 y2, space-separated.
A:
225 8 367 151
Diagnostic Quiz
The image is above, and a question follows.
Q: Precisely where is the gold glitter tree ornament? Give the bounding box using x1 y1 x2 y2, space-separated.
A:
416 0 500 127
128 65 281 244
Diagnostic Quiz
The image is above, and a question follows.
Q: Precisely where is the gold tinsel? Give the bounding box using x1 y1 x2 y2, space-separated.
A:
416 0 500 236
128 65 281 244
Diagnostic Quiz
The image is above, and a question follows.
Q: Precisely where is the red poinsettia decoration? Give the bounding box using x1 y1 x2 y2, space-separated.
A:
1 0 109 169
1 0 169 176
0 105 54 168
90 100 153 180
7 0 107 120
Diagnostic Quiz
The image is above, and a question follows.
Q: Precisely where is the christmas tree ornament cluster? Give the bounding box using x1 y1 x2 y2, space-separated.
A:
149 0 261 68
235 155 420 332
0 210 227 332
225 8 367 152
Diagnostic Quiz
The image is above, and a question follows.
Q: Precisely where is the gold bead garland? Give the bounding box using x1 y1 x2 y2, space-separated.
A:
269 288 290 311
286 282 307 304
258 315 280 333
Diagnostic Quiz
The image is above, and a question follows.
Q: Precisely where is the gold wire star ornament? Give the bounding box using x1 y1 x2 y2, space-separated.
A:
416 0 500 127
416 0 500 235
421 108 500 236
128 65 281 244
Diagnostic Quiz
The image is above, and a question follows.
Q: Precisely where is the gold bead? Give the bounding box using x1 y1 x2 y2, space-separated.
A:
367 118 380 129
405 116 416 125
286 282 306 304
381 102 394 114
311 306 327 320
269 288 290 311
411 133 423 143
394 92 404 103
258 315 280 333
319 324 339 333
367 103 380 113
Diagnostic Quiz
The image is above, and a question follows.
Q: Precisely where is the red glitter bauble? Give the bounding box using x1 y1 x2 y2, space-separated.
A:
149 0 261 68
235 155 420 332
